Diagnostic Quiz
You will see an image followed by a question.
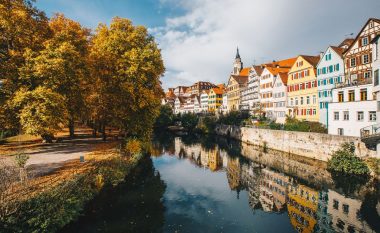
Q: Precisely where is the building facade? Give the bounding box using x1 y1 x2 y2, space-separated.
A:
287 55 320 122
189 81 217 95
208 86 224 113
317 46 346 127
344 18 380 86
328 84 376 137
200 90 210 113
372 35 380 124
272 73 289 123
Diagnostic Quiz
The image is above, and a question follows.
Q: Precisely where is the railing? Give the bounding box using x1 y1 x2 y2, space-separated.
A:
360 123 380 138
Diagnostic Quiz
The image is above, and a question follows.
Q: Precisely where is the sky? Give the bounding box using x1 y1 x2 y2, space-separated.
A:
36 0 380 90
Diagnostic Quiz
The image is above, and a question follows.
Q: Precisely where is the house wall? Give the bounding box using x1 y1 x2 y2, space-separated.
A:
328 84 376 137
317 47 345 127
272 77 288 124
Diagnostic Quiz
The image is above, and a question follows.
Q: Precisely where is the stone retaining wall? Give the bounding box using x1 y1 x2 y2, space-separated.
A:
215 124 377 162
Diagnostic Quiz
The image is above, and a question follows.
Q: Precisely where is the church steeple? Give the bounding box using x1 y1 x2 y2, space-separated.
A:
235 47 241 59
232 46 243 75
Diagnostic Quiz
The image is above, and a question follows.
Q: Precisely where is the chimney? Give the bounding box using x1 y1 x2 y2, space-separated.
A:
320 51 324 59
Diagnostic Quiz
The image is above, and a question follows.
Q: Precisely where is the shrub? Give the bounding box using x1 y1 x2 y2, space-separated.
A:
124 138 142 157
154 105 174 128
180 113 199 132
366 158 380 176
328 142 370 175
218 111 250 126
284 116 327 133
198 116 217 134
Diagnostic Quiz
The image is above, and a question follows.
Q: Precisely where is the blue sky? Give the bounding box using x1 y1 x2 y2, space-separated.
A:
35 0 380 90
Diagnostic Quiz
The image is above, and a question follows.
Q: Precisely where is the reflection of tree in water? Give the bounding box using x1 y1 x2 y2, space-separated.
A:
60 156 166 233
330 171 369 197
359 181 380 232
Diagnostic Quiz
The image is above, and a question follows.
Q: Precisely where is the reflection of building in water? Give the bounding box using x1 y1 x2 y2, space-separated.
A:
287 184 318 233
220 150 228 168
208 148 222 171
315 190 333 233
226 157 242 197
327 190 373 233
240 161 261 209
259 168 291 212
200 147 209 167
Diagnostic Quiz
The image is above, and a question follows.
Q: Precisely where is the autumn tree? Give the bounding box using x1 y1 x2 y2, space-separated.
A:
0 0 51 132
18 14 90 138
11 87 67 142
89 17 165 141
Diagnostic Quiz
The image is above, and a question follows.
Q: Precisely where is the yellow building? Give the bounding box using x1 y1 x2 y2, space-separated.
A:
287 184 319 233
226 71 249 111
208 84 225 113
287 55 321 122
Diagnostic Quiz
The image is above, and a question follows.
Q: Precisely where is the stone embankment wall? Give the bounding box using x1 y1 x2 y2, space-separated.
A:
215 124 377 162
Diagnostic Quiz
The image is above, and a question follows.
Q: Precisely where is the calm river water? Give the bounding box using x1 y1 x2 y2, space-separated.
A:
62 132 380 233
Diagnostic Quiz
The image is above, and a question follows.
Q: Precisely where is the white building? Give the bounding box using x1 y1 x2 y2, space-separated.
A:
259 68 275 119
221 93 228 114
316 46 346 127
272 73 288 123
372 35 380 122
328 84 377 137
241 66 264 115
174 96 187 114
200 90 210 113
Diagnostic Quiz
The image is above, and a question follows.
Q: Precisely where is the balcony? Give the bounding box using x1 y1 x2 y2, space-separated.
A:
360 123 380 150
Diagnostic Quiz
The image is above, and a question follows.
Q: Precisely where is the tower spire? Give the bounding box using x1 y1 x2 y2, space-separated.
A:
235 46 240 59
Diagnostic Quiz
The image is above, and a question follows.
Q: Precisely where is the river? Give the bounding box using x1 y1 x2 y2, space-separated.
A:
61 132 380 233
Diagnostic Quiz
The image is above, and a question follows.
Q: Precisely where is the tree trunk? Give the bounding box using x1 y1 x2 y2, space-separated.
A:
69 118 75 139
102 122 107 141
92 119 97 137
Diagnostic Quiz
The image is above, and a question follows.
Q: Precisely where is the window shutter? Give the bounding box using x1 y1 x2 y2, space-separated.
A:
358 37 362 47
369 52 372 63
357 56 361 66
346 59 350 68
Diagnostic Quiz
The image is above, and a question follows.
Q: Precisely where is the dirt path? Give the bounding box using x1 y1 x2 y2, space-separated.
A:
0 128 120 176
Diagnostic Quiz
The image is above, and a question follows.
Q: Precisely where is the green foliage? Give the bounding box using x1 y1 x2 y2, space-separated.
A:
179 113 199 132
366 158 380 176
155 105 174 128
218 111 250 126
197 116 217 134
328 143 370 175
284 116 327 133
14 153 29 168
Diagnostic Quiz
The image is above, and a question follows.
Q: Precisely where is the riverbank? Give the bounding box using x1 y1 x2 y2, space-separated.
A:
215 124 377 162
0 142 144 232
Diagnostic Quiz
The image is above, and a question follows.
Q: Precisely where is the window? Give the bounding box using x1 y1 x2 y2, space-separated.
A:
338 128 344 135
306 96 310 105
295 97 298 105
335 64 340 71
363 54 369 64
338 91 344 102
369 111 376 122
290 98 293 106
344 111 349 120
348 90 355 102
360 89 368 101
313 109 316 115
357 111 364 121
375 69 380 86
350 58 356 67
362 37 368 46
343 204 350 214
333 199 339 209
364 72 371 79
301 97 304 105
334 112 339 120
313 95 316 104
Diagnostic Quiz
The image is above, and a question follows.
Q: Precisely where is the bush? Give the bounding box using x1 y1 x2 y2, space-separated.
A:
154 105 174 128
284 116 327 133
218 111 250 126
198 116 217 134
328 143 370 175
180 113 199 132
366 158 380 176
124 138 142 157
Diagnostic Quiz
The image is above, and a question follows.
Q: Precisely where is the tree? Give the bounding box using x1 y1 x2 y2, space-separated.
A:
18 14 90 138
0 0 51 132
89 17 165 141
11 87 67 142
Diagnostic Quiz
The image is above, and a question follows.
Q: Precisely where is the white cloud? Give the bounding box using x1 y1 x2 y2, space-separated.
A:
153 0 380 90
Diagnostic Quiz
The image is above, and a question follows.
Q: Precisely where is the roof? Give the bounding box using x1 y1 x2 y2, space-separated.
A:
201 89 210 95
270 57 297 68
344 18 380 54
278 73 288 85
231 75 249 84
177 96 187 103
251 65 265 76
371 34 380 43
166 90 176 98
338 38 354 48
217 83 225 89
212 87 224 95
330 46 345 58
239 67 250 76
265 66 292 76
300 55 320 67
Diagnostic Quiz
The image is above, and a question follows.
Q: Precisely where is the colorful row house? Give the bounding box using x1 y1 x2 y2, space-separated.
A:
287 55 320 122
